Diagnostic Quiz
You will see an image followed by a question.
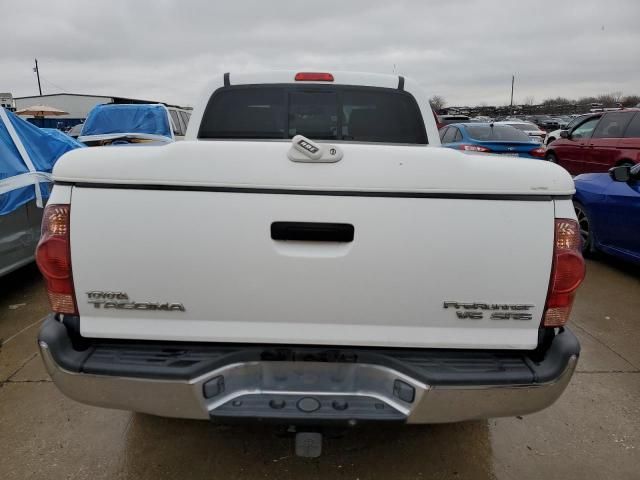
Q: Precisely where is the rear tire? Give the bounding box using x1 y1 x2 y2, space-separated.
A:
546 152 558 163
573 201 593 256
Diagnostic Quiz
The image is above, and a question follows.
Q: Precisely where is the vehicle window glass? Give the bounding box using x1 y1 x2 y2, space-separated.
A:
199 86 427 144
289 91 338 139
623 113 640 138
178 111 190 131
169 110 183 136
199 87 287 139
566 116 587 130
507 123 537 131
175 110 187 135
571 117 600 140
592 112 634 139
453 128 463 142
439 127 449 142
341 89 426 143
441 126 457 143
440 116 469 125
466 125 531 142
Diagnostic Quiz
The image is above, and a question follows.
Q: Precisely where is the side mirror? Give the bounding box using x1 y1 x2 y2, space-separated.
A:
609 165 631 182
559 130 569 139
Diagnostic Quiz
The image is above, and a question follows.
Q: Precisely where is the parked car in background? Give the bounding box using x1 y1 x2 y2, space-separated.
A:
549 117 569 129
545 114 595 145
495 121 545 143
531 116 568 131
528 116 552 131
545 110 640 175
439 123 546 158
66 123 84 139
573 164 640 264
78 104 191 145
167 106 191 139
0 200 43 277
438 114 470 126
0 108 82 277
469 116 493 123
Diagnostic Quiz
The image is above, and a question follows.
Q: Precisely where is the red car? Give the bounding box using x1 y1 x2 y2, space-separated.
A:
546 109 640 175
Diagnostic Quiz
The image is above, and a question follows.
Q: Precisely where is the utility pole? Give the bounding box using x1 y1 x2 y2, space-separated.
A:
34 58 42 96
509 74 515 111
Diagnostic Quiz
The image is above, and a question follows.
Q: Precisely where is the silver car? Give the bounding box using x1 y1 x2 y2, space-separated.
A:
0 200 42 277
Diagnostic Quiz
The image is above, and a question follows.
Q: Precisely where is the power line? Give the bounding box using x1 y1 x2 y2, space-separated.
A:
40 77 68 93
32 59 68 95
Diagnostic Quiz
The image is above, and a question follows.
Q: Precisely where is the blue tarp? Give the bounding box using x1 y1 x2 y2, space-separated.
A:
41 128 85 146
0 108 84 216
80 104 172 139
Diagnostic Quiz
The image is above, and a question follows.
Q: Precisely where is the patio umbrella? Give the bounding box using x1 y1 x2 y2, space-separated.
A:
15 104 68 116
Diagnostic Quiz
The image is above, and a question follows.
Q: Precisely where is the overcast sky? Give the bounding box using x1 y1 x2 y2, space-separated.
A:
2 0 639 107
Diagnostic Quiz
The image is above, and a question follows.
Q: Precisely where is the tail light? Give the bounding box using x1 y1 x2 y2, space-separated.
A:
529 147 546 158
294 72 334 82
36 204 77 315
542 219 585 327
456 144 492 152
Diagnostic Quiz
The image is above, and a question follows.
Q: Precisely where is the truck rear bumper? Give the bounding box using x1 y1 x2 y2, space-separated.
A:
38 315 579 424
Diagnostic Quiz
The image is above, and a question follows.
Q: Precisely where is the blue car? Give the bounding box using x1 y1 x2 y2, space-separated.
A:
439 123 546 159
573 164 640 264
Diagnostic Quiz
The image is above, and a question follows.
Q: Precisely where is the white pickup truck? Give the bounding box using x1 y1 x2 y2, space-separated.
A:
36 71 584 454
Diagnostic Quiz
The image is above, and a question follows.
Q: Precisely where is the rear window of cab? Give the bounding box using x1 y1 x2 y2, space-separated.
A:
198 85 428 144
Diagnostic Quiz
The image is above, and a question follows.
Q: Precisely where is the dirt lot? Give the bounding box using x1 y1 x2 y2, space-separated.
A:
1 259 638 480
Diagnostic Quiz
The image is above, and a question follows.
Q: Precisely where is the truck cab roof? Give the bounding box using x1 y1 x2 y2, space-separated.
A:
185 71 438 142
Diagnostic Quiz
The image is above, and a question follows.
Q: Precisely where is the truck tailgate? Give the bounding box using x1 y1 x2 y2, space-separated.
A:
70 186 554 349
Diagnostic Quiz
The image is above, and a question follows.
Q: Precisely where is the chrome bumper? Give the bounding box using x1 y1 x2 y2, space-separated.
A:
39 340 577 424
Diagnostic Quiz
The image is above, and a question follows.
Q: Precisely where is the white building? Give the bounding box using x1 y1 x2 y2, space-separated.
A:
14 93 188 128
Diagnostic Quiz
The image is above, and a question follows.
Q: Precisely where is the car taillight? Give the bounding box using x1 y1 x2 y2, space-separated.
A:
530 147 546 158
456 144 492 152
294 72 334 82
542 219 585 327
36 204 77 315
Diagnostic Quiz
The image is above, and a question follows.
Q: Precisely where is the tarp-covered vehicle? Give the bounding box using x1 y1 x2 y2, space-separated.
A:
0 108 83 277
78 104 176 146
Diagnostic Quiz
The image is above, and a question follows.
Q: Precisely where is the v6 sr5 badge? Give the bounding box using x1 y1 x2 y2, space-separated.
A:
443 301 534 320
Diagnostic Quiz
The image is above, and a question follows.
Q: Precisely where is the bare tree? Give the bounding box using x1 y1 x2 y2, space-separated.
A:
429 95 446 112
623 94 640 107
523 96 536 106
596 94 615 106
610 91 624 103
541 96 571 106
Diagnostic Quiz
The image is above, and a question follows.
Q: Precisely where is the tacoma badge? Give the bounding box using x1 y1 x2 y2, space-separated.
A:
86 291 186 312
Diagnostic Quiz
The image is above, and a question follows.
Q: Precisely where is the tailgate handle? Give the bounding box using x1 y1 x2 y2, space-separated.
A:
271 222 354 242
